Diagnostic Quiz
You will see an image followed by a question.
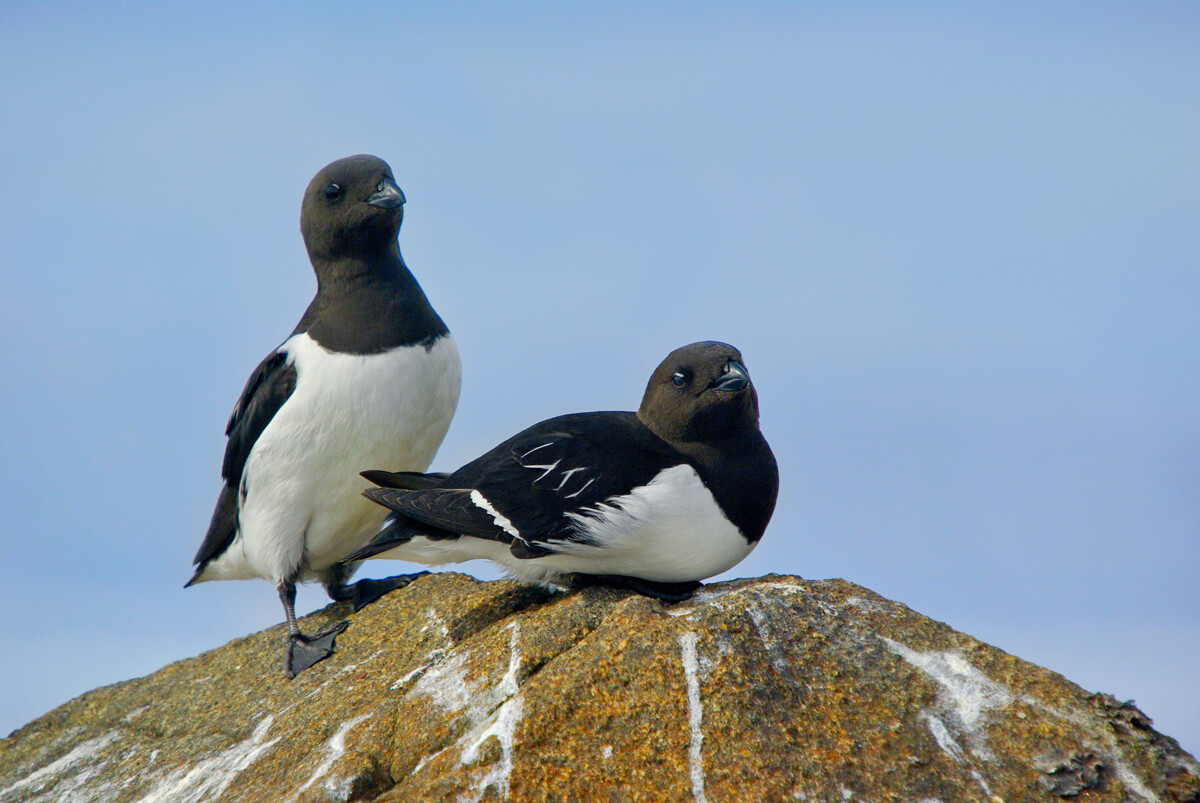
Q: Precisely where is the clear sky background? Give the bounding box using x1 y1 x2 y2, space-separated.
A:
2 3 1197 757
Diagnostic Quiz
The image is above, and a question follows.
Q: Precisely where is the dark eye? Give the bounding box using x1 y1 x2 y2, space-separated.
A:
671 372 687 387
323 183 343 201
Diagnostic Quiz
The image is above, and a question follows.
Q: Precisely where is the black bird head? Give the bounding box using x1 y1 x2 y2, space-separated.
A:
638 341 761 443
300 154 407 264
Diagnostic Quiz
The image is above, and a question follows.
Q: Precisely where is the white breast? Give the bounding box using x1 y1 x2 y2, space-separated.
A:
206 333 461 584
541 463 755 582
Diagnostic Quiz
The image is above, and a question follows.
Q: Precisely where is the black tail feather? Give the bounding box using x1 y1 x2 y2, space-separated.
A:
187 483 239 587
345 508 419 562
361 469 448 490
362 485 410 511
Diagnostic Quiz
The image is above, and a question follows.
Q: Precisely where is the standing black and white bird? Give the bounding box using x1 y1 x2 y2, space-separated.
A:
347 341 777 600
186 155 461 676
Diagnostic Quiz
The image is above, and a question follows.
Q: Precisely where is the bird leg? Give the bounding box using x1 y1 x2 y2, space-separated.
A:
279 580 348 678
324 563 431 612
565 573 702 602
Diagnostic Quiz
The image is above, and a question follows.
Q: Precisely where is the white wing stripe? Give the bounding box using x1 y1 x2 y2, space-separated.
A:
562 477 595 499
554 466 586 491
518 442 554 460
525 460 561 482
470 490 520 537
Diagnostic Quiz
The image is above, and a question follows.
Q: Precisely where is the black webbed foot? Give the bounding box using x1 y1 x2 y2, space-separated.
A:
329 572 430 612
285 621 349 678
566 573 702 602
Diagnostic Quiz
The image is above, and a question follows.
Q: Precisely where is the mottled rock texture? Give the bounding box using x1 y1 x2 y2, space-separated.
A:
1 573 1196 802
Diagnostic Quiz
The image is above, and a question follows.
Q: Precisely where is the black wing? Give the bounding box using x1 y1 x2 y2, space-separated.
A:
347 485 507 561
189 350 298 576
355 412 679 561
220 350 297 484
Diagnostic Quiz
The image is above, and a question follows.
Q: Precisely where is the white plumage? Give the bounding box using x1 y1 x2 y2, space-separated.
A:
195 332 461 585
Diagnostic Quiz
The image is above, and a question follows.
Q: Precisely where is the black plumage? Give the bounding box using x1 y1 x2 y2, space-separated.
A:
350 341 778 599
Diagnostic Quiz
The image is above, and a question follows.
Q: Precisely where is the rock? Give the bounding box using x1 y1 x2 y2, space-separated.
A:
1 573 1196 802
1033 748 1106 796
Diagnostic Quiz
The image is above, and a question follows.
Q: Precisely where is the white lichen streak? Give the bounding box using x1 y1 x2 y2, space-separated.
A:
393 609 454 691
882 637 1012 798
746 597 788 671
1112 763 1162 803
881 637 1012 750
409 643 473 714
843 596 891 615
458 622 524 802
122 706 150 723
289 713 373 802
666 580 806 619
410 746 450 777
406 621 525 802
749 581 808 597
132 715 280 803
921 713 966 763
921 714 995 798
680 631 708 803
0 730 121 802
392 664 430 690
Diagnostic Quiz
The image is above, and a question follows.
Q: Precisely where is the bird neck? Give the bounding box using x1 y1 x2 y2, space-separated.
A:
297 246 450 354
666 429 760 466
314 243 408 294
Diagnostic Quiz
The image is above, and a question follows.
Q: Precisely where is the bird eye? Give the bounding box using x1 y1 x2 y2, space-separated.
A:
671 372 687 387
323 183 343 201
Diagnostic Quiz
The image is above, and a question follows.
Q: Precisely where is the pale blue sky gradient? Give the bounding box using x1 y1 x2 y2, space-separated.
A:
2 3 1197 755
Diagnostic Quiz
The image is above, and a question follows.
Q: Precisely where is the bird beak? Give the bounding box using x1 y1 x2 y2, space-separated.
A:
366 177 406 209
713 360 749 391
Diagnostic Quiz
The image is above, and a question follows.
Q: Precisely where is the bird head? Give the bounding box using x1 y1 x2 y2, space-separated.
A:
637 341 761 443
300 154 407 263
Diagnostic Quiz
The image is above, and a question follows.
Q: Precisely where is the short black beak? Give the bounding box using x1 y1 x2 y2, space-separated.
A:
366 177 406 209
714 360 749 391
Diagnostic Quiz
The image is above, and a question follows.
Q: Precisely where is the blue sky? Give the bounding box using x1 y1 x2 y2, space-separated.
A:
1 3 1197 756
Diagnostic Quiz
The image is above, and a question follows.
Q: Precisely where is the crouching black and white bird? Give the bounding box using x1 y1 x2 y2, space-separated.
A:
186 155 461 676
346 341 777 601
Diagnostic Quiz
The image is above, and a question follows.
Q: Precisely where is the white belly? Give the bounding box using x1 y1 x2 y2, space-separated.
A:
208 333 461 584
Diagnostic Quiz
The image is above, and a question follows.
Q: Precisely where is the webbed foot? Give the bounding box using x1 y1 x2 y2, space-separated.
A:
566 573 702 602
330 572 431 612
285 621 349 678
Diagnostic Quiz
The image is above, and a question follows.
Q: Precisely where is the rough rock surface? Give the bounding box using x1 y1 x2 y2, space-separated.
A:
1 573 1196 802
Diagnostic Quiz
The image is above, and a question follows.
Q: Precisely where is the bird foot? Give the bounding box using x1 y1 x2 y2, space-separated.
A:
285 621 349 678
334 572 430 612
567 573 702 602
